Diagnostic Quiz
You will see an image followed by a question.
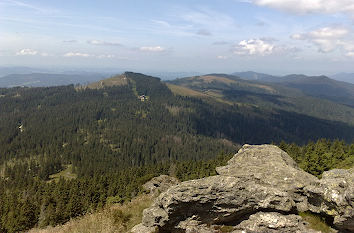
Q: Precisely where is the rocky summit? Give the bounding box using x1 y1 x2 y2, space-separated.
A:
132 144 354 233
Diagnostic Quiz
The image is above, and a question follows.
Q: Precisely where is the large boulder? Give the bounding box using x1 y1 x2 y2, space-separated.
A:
132 145 353 233
304 167 354 232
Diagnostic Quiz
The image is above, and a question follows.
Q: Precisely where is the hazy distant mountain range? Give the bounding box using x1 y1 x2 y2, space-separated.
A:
0 66 202 87
0 66 48 77
0 66 353 91
0 73 108 87
231 71 281 82
233 71 354 84
330 73 354 84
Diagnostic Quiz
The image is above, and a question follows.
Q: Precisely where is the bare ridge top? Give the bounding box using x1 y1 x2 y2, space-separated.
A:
216 144 317 189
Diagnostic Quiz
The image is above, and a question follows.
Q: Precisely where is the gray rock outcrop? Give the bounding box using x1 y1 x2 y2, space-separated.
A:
232 212 320 233
142 175 180 195
132 145 353 233
304 167 354 232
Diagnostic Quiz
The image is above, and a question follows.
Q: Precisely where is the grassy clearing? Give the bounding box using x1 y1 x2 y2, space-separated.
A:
299 212 336 233
82 74 128 90
167 83 233 105
29 194 154 233
197 75 236 84
48 164 77 183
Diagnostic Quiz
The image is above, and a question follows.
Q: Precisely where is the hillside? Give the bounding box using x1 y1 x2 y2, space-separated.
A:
168 74 354 124
232 71 281 82
278 75 354 106
1 72 354 232
231 72 354 107
85 74 128 89
29 141 354 233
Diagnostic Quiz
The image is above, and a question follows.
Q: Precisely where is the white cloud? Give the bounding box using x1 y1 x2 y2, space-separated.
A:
340 41 354 57
139 46 165 52
234 39 275 56
151 20 171 27
16 48 38 56
97 54 115 59
87 40 121 46
63 52 116 58
63 52 91 57
292 26 353 53
292 27 349 40
346 51 354 57
15 48 51 57
217 55 228 59
249 0 354 14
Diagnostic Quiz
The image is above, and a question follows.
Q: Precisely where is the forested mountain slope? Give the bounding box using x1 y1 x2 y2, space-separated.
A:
231 72 354 107
168 74 354 125
1 72 354 232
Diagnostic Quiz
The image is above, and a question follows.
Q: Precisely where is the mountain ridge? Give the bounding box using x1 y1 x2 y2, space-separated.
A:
167 73 354 125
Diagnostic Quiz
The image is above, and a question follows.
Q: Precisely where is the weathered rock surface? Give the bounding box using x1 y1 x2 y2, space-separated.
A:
142 175 180 195
304 167 354 232
232 212 320 233
132 145 354 233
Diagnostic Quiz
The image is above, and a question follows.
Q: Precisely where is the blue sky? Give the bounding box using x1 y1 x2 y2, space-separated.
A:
1 0 354 75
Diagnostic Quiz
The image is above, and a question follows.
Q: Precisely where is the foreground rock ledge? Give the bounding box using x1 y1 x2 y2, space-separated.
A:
132 145 354 233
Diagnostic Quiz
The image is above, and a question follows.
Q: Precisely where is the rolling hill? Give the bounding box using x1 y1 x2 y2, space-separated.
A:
168 73 354 125
231 72 354 107
232 71 281 82
273 74 354 107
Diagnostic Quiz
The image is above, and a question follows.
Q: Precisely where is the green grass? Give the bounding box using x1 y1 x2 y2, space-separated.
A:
299 212 336 233
84 74 128 89
48 164 77 183
218 225 234 232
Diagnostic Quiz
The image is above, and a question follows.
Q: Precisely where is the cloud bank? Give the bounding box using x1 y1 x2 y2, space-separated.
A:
87 40 122 46
292 26 354 56
16 48 38 56
250 0 354 14
139 46 165 52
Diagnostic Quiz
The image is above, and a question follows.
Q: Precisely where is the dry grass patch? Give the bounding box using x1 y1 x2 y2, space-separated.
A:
82 74 128 90
197 75 236 84
29 194 153 233
48 164 77 183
